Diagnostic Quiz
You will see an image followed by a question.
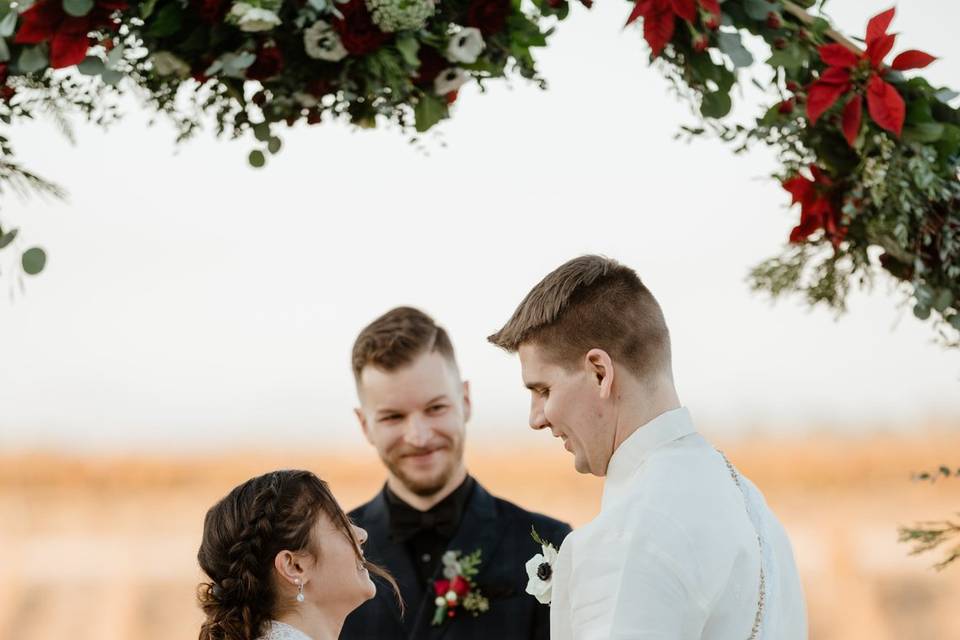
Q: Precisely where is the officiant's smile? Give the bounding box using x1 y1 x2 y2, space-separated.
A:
355 349 471 501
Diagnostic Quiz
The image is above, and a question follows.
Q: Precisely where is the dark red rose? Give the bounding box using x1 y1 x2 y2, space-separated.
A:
0 86 16 102
413 46 446 88
332 0 391 56
778 98 795 114
307 77 334 98
190 0 230 23
247 44 285 81
466 0 511 37
0 64 8 86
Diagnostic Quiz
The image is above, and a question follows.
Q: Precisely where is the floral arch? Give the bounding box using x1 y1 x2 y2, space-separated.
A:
0 0 957 345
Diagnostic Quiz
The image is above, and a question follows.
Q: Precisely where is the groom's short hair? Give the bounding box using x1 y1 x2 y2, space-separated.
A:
488 255 672 380
352 307 458 382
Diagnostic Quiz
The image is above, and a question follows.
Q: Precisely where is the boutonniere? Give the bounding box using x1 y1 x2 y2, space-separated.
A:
524 527 559 605
431 549 490 625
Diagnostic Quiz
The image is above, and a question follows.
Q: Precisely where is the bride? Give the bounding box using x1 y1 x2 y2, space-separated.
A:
197 469 401 640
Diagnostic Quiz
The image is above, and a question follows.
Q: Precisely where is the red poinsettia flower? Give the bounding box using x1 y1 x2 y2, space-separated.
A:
13 0 127 69
782 165 847 249
625 0 721 57
807 7 936 145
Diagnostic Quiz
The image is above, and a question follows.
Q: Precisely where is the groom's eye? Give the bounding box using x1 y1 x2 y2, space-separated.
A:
380 414 403 423
426 404 448 414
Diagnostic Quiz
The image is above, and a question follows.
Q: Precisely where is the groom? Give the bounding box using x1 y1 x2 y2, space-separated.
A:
340 306 571 640
488 255 808 639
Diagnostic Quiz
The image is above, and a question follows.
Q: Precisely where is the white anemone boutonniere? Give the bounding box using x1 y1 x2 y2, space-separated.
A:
525 527 559 605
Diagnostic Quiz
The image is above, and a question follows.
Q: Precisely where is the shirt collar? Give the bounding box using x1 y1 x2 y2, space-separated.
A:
384 474 475 541
602 407 696 508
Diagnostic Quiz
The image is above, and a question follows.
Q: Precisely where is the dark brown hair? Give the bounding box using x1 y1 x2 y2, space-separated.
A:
351 306 458 382
488 255 672 380
197 470 401 640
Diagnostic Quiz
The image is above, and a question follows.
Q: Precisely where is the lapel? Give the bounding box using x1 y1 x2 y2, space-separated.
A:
360 489 424 633
410 482 507 640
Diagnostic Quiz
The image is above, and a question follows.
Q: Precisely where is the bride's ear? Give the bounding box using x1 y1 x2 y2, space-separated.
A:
585 349 614 399
274 550 307 587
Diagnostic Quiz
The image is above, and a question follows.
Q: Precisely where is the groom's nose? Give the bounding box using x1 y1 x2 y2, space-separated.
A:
529 405 550 431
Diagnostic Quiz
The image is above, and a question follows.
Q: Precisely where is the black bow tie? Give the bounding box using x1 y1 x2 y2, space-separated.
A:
389 499 460 542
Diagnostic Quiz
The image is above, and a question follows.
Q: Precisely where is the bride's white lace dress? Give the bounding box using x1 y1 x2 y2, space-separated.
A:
258 621 312 640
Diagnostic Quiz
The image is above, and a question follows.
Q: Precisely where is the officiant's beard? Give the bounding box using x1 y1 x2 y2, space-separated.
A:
383 438 465 497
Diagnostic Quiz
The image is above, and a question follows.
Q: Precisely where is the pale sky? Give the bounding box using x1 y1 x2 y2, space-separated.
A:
0 0 957 453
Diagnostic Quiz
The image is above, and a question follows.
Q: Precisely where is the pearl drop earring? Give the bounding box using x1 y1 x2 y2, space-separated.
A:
296 578 305 603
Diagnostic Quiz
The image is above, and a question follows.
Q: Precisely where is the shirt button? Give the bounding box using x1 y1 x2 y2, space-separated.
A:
422 554 431 563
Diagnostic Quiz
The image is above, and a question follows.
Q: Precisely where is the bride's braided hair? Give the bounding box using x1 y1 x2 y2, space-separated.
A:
197 470 400 640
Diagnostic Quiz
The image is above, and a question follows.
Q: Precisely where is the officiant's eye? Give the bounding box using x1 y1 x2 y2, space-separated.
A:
380 414 403 423
426 403 449 415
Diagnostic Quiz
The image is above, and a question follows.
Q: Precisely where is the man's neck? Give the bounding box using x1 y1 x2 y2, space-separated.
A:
386 465 468 511
611 377 682 454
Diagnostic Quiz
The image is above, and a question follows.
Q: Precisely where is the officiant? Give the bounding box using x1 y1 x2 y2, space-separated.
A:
339 307 571 640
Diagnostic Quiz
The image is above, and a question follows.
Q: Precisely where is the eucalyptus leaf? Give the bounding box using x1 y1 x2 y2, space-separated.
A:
63 0 94 17
395 34 420 69
743 0 778 21
146 2 183 38
77 56 106 76
140 0 159 19
0 11 17 38
0 228 17 250
903 122 944 143
950 314 960 331
701 91 732 119
717 31 753 68
21 247 46 275
935 89 959 104
248 150 266 168
101 68 124 85
766 44 805 72
253 123 272 142
414 94 447 133
107 44 125 69
18 45 49 74
933 289 955 313
267 137 282 154
0 37 9 63
913 303 932 321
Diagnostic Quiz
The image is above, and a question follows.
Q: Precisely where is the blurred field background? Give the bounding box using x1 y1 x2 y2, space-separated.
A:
2 429 960 640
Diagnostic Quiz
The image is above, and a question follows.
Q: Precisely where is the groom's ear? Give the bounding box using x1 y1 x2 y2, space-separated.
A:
585 349 614 399
354 407 373 444
461 380 472 423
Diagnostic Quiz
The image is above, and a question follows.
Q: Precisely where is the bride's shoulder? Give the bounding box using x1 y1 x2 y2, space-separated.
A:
257 621 313 640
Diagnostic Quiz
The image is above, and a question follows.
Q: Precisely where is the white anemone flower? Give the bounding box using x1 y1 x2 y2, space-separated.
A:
445 27 485 64
524 543 559 605
434 68 468 95
303 20 349 61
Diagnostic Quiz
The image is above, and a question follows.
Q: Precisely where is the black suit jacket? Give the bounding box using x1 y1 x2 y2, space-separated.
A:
341 481 572 640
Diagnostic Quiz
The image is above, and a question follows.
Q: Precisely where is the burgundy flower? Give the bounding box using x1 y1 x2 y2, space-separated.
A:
13 0 127 69
413 46 446 88
246 44 285 81
0 63 8 86
466 0 511 37
332 0 391 56
190 0 230 23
